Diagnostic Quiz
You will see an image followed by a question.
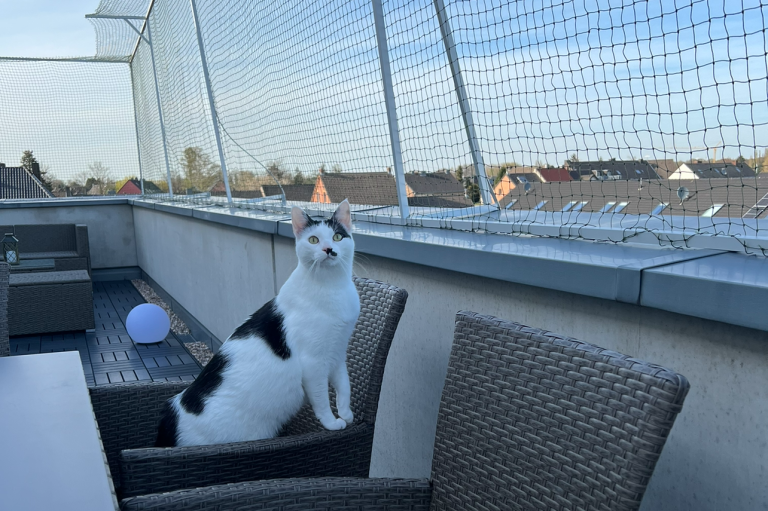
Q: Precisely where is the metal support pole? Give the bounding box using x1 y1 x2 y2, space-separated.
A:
189 0 233 204
371 0 409 219
146 22 174 197
433 0 493 205
122 19 149 45
129 65 145 195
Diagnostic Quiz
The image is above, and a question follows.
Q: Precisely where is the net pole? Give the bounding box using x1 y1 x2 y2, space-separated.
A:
146 22 174 197
371 0 410 220
433 0 493 206
189 0 233 204
129 64 145 195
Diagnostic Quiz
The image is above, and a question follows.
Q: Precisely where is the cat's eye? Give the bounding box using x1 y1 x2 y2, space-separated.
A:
308 236 319 244
332 233 343 242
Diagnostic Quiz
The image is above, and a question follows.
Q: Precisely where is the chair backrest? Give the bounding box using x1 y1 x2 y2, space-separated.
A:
430 311 689 511
1 224 78 254
281 277 407 435
0 262 8 357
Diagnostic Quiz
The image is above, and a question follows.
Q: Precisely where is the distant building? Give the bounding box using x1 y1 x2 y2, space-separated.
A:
646 159 678 179
669 161 756 179
565 160 660 181
404 172 472 208
209 180 261 199
496 177 768 219
116 178 163 195
261 184 315 202
311 170 398 205
537 167 572 182
0 166 53 199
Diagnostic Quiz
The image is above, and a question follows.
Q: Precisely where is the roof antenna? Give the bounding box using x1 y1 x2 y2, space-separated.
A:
677 186 690 205
638 177 643 191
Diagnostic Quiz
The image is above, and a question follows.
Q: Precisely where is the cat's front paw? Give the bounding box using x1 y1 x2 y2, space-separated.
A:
338 408 354 425
321 417 347 431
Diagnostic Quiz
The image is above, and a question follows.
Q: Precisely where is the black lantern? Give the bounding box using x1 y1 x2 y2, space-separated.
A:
2 233 19 265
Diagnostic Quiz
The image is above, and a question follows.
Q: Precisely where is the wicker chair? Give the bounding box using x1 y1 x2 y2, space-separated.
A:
0 262 8 357
120 311 690 511
90 277 408 499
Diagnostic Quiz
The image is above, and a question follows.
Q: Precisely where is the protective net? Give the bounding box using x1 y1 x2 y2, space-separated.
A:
1 0 767 253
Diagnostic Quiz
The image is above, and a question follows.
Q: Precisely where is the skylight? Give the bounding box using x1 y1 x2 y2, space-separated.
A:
702 204 723 218
561 200 578 212
599 202 616 213
571 201 588 212
533 200 548 211
614 202 629 213
651 203 668 215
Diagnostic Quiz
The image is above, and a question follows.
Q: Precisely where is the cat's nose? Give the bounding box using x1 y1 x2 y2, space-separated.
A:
324 247 336 256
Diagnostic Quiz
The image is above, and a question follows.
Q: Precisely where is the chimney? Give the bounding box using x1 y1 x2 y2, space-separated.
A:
319 166 325 175
386 167 392 175
0 163 5 168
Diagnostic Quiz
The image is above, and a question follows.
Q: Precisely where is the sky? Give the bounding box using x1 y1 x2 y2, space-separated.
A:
1 0 768 190
0 0 97 58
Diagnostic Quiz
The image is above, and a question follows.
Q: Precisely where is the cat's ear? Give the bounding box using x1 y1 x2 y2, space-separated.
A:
332 199 352 233
292 207 314 237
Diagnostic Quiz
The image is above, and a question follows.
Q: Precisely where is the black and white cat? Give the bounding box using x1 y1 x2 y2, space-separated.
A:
155 200 361 447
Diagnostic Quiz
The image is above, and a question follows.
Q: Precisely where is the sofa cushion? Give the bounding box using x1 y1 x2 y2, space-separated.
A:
9 270 91 287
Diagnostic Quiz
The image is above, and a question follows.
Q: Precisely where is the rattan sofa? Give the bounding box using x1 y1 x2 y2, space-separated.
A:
1 224 95 335
0 263 8 357
89 277 408 500
120 310 690 511
0 223 91 273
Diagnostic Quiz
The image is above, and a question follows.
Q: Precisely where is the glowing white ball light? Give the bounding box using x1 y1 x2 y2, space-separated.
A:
126 304 171 344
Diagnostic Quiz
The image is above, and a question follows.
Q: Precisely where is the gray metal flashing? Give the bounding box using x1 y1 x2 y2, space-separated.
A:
0 198 130 208
191 207 287 235
641 253 768 331
152 202 195 216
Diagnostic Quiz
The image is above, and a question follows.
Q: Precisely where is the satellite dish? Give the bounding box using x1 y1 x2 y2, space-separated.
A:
524 182 532 194
126 303 171 344
677 186 689 204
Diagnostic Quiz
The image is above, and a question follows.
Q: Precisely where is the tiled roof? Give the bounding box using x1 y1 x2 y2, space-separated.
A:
676 162 756 179
647 159 678 179
408 194 472 208
0 167 53 199
537 168 572 182
133 178 163 194
566 160 661 180
261 184 316 202
404 172 465 195
318 172 399 206
499 178 768 218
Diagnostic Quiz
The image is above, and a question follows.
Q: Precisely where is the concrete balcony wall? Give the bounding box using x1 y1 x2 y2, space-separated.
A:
6 201 767 510
0 203 138 269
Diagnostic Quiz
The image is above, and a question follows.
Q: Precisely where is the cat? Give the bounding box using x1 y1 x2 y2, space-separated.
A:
155 200 361 447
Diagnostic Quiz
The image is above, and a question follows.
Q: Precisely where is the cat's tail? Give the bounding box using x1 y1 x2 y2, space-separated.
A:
154 400 179 447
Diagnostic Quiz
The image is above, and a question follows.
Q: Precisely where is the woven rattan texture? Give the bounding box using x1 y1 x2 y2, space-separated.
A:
120 477 432 511
8 279 95 335
430 312 690 511
0 263 8 357
91 381 192 488
109 278 406 498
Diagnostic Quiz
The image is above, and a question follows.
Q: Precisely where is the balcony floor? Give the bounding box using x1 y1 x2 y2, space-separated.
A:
9 280 203 386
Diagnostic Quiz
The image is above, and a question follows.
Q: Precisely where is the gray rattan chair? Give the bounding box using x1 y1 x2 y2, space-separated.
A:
121 310 689 511
90 277 408 499
0 262 8 357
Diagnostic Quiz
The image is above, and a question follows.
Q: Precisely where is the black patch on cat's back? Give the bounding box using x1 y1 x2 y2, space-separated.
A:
179 352 229 415
229 298 291 359
155 400 180 447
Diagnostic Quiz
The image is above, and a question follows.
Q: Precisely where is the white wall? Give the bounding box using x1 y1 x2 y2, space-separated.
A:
1 204 138 269
132 207 768 511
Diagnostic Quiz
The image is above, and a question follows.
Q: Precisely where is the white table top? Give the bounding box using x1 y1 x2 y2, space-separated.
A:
0 352 118 510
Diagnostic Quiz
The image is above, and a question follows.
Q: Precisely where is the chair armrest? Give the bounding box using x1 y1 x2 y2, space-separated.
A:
74 224 91 274
90 381 192 487
120 477 432 511
120 423 375 498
